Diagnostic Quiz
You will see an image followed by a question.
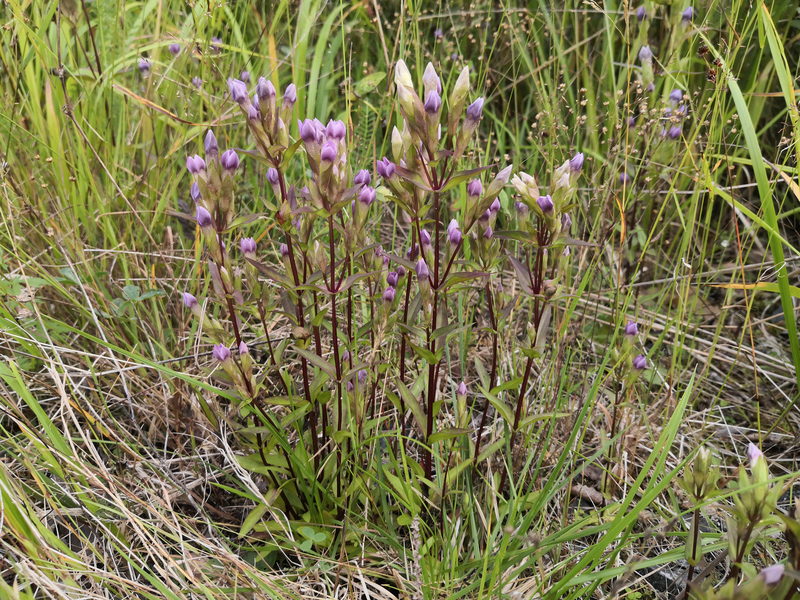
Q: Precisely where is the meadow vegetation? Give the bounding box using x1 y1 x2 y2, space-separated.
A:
1 0 800 598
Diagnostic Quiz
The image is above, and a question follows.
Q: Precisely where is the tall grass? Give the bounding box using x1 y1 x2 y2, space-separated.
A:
0 0 798 598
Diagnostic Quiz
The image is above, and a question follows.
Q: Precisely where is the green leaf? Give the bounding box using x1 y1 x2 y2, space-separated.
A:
239 503 269 539
395 379 427 435
295 348 337 380
479 385 513 423
428 427 472 445
507 255 534 296
436 271 488 293
440 165 493 193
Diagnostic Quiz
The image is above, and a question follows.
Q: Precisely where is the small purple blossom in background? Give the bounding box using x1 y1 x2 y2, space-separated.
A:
213 344 231 362
221 149 239 172
625 321 639 337
646 82 655 92
483 226 493 240
406 243 419 261
283 84 297 104
387 272 399 288
669 89 683 105
760 564 784 586
467 179 483 198
383 287 396 303
239 341 249 356
279 243 289 258
240 237 257 257
357 369 368 385
228 79 249 105
267 168 279 185
633 354 647 370
182 292 198 309
747 442 764 466
347 381 354 393
210 36 222 53
420 229 432 249
342 350 350 363
569 152 584 173
626 116 636 128
490 199 501 214
620 172 632 185
240 70 250 83
636 6 646 21
138 58 151 75
354 169 371 186
169 43 180 56
681 6 693 23
424 90 442 114
668 125 682 140
457 381 467 397
190 182 201 203
449 226 462 248
196 206 213 229
434 28 443 40
515 201 529 218
638 45 653 62
537 195 554 215
192 77 202 89
466 98 484 121
561 213 572 230
416 259 429 281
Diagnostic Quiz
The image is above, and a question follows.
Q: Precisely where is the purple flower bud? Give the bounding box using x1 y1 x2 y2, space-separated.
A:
483 226 493 240
397 265 406 278
681 6 693 22
636 6 646 21
359 186 376 206
406 243 419 261
668 125 681 140
228 79 249 105
632 354 647 370
358 369 367 384
760 565 784 586
419 229 431 250
675 104 687 117
449 227 462 247
257 77 276 99
239 341 249 355
192 77 203 89
191 154 206 174
434 28 443 40
169 43 181 56
537 195 554 215
625 321 639 337
210 36 222 52
515 201 529 217
457 381 467 397
447 219 460 235
347 381 354 393
669 89 683 105
279 243 289 258
190 182 201 203
562 246 571 258
267 168 279 185
627 116 636 129
747 442 764 466
569 152 584 173
213 344 231 362
466 97 484 121
646 82 655 92
240 70 250 83
196 206 213 229
138 58 150 74
663 108 673 119
240 237 257 256
490 199 501 214
387 271 399 288
299 119 317 143
220 149 239 172
638 45 653 62
424 90 442 114
376 157 396 179
383 287 396 303
182 292 198 309
561 213 572 230
620 172 633 185
416 258 429 281
326 119 346 140
204 130 218 157
354 169 371 186
467 178 483 197
478 209 491 224
342 350 350 362
247 105 260 122
284 84 297 104
320 140 337 163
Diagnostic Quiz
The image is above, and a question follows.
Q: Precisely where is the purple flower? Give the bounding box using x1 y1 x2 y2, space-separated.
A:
228 79 249 105
240 237 257 256
747 442 764 466
267 168 279 185
192 77 202 89
434 28 443 40
279 243 289 258
627 116 636 129
284 84 297 104
515 201 529 217
342 350 350 362
669 89 683 105
196 206 213 229
169 43 181 56
221 149 239 172
257 77 276 99
204 130 218 156
625 321 639 337
376 157 396 179
182 292 198 308
681 6 693 22
760 564 784 586
447 219 460 234
347 381 354 393
466 98 484 121
562 246 571 258
570 152 584 173
357 369 367 384
387 271 399 288
483 226 493 240
638 45 653 62
320 140 337 163
416 258 429 281
299 119 318 143
537 195 554 215
424 90 442 114
620 172 632 185
467 179 483 197
636 6 646 21
383 287 396 303
632 354 647 370
456 381 467 397
561 213 572 230
490 199 501 214
187 154 205 174
138 58 150 74
406 243 419 261
420 229 431 249
210 36 222 52
668 125 681 140
359 186 376 206
190 182 201 203
240 70 250 83
354 169 371 186
449 227 462 247
247 105 260 122
213 344 231 362
646 82 655 92
326 119 346 140
675 104 687 117
397 265 406 278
